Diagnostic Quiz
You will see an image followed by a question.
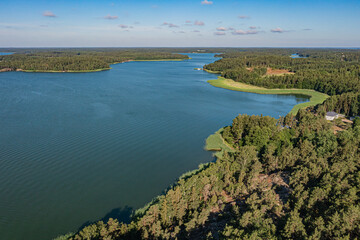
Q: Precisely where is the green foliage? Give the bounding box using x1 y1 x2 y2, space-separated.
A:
204 49 360 96
320 92 360 117
0 49 188 72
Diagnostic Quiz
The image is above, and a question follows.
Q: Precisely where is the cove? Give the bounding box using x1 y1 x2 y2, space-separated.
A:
0 53 308 240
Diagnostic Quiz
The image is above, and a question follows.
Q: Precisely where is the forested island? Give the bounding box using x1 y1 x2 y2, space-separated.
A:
0 49 189 72
47 48 358 239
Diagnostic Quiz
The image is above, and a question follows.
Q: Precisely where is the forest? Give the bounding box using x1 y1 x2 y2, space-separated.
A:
0 49 189 72
204 49 360 96
55 48 360 240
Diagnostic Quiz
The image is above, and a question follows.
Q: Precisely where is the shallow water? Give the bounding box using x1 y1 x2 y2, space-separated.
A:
0 53 308 239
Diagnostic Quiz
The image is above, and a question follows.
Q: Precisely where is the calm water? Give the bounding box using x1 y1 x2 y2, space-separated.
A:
0 53 308 239
0 52 13 55
291 53 307 58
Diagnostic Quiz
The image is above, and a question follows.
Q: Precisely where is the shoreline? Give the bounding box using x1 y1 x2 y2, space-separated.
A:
0 58 189 74
203 68 221 74
20 68 111 73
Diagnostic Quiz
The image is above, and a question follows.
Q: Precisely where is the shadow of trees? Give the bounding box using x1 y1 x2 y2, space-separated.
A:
77 205 133 232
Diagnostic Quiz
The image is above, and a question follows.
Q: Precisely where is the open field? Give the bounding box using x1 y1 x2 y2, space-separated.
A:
265 67 295 76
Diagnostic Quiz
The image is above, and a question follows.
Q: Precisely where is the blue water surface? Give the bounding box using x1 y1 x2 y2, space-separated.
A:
0 52 14 55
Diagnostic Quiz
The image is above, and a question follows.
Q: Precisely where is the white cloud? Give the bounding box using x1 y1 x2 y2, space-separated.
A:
194 20 205 26
232 29 259 35
119 24 133 29
201 0 213 5
271 27 287 33
43 11 56 17
162 22 179 28
104 14 118 20
214 32 226 36
216 27 227 31
238 15 250 19
249 26 257 29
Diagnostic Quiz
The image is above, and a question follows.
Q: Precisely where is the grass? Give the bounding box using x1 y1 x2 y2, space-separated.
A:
205 127 235 158
203 68 222 74
208 77 329 115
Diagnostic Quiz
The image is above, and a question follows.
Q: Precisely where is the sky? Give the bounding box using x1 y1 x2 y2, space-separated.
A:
0 0 359 47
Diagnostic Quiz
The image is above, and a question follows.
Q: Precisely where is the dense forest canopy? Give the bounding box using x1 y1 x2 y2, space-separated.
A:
0 49 189 72
204 49 360 96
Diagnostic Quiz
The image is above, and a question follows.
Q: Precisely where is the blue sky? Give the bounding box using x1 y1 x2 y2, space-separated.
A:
0 0 359 47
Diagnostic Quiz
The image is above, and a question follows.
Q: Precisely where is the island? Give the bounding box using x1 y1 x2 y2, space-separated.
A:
0 49 189 73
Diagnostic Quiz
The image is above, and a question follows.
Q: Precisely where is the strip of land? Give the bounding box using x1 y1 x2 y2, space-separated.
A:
131 59 188 62
20 68 111 73
0 59 188 73
205 77 329 154
208 76 329 115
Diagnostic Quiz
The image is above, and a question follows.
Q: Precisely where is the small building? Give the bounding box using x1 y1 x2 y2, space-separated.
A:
326 111 341 121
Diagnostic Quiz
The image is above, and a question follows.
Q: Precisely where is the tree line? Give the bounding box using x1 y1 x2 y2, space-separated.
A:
204 49 360 96
0 50 189 72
